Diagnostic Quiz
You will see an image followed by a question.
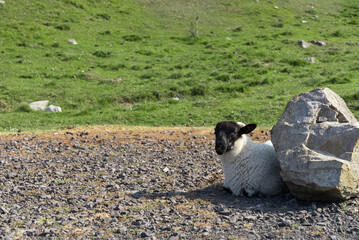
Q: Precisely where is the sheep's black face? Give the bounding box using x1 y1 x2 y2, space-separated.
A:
214 121 257 155
215 121 240 155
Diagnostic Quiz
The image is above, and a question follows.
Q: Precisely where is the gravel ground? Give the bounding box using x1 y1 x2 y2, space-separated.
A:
0 126 358 240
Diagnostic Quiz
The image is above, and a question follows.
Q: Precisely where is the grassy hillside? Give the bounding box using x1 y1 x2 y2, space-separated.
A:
0 0 358 131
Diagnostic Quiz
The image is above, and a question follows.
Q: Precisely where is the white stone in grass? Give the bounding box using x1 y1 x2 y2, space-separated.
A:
172 97 180 101
311 40 327 46
303 57 315 63
29 100 49 111
298 40 310 48
68 39 78 45
46 105 62 112
302 20 308 23
274 6 279 9
0 1 5 4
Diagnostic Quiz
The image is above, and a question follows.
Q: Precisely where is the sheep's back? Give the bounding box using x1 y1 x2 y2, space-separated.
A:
251 142 282 195
226 140 282 196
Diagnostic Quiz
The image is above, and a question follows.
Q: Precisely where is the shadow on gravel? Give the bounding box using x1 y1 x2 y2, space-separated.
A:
134 183 327 213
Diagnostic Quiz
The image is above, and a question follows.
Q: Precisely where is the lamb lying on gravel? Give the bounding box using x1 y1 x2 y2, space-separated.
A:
214 121 286 197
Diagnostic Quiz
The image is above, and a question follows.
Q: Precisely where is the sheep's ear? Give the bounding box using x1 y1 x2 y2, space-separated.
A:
239 124 257 135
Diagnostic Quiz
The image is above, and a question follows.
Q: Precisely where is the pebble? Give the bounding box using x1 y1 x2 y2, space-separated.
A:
0 207 9 214
140 232 150 238
278 219 292 227
244 215 257 221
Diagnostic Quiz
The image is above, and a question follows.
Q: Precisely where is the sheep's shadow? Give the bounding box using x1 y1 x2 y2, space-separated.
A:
133 183 333 213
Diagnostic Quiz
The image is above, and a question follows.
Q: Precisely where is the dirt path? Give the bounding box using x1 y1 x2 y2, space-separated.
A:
0 126 358 239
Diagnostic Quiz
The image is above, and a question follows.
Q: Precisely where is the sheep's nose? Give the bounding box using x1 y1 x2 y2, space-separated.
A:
215 142 225 155
215 141 223 148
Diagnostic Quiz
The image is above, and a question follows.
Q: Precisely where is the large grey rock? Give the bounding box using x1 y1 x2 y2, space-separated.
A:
271 88 359 201
29 100 49 111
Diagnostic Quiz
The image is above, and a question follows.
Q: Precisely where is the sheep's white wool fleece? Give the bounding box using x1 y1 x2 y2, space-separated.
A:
219 135 283 196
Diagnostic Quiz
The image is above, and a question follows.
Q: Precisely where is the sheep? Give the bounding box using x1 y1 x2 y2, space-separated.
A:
214 121 285 197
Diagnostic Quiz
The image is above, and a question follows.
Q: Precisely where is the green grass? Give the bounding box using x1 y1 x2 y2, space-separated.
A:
0 0 358 131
